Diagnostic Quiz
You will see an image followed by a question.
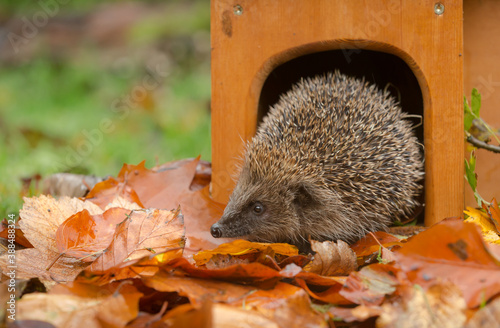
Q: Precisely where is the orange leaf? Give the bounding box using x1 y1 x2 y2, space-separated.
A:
193 239 298 266
0 196 102 282
489 198 500 234
56 208 129 261
279 263 350 305
339 263 402 306
89 208 185 274
85 177 144 209
86 158 230 254
165 257 282 287
143 270 257 307
17 282 143 326
304 239 357 276
77 248 183 286
0 218 33 248
350 231 404 257
394 217 500 308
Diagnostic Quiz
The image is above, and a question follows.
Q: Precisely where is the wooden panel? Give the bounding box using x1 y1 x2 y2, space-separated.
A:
463 0 500 207
211 0 464 225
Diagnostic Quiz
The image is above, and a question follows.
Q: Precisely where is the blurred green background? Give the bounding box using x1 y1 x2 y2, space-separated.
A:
0 0 212 214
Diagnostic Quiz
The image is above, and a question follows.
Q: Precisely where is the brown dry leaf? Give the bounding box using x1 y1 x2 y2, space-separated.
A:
242 282 328 328
167 301 280 328
465 207 500 244
104 196 143 211
56 208 130 261
85 158 230 254
162 281 327 328
489 199 500 233
211 303 280 328
350 231 405 257
117 159 229 254
77 248 183 285
19 195 103 253
85 177 145 209
193 239 299 267
393 217 500 308
0 218 33 248
143 270 258 307
145 268 326 328
465 296 500 328
0 196 102 282
305 239 357 276
164 257 282 287
16 283 143 328
126 302 169 328
339 263 402 306
328 304 382 323
279 263 350 305
0 248 88 284
88 208 184 274
42 173 104 197
377 282 466 328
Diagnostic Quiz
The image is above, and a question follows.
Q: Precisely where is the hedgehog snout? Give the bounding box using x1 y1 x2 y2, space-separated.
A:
210 223 223 238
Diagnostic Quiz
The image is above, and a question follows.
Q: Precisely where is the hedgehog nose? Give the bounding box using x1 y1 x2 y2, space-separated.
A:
211 224 222 238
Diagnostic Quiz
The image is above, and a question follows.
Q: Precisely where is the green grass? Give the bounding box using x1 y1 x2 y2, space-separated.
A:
0 1 212 215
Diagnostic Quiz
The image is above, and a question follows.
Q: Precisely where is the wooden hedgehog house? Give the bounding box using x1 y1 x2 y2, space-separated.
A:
210 0 464 226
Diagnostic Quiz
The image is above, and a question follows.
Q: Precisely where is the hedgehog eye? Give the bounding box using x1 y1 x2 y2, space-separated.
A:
252 202 265 215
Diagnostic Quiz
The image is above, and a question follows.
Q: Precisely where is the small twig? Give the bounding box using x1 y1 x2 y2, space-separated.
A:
466 135 500 154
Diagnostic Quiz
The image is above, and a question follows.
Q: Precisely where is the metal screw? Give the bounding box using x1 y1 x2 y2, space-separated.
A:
434 3 444 15
234 5 243 15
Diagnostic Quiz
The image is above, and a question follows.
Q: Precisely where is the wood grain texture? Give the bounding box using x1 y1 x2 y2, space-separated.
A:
211 0 464 225
463 0 500 207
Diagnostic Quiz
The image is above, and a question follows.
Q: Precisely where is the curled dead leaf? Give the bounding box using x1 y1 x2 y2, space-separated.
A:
304 239 357 276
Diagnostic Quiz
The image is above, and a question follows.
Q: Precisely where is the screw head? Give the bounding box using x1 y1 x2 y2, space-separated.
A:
233 5 243 15
434 3 445 15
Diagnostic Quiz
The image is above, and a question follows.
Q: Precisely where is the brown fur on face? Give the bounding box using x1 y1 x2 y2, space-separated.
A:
210 72 423 250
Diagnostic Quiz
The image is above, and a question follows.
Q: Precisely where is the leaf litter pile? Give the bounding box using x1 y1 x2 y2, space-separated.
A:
2 158 500 327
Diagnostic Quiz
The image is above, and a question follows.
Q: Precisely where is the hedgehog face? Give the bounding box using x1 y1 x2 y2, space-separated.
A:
210 175 316 245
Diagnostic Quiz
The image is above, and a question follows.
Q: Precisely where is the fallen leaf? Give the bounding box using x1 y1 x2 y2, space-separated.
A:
465 207 500 244
339 263 402 306
164 257 282 288
0 248 89 284
166 301 280 328
350 231 405 257
0 218 33 248
77 249 183 286
193 239 298 267
16 283 143 328
126 302 169 328
376 282 466 328
143 270 258 307
42 173 104 198
304 239 357 276
489 199 500 233
85 177 145 209
55 208 130 261
89 208 185 274
85 158 230 254
279 263 350 305
465 296 500 328
394 217 500 308
0 196 102 282
19 195 102 254
328 304 382 323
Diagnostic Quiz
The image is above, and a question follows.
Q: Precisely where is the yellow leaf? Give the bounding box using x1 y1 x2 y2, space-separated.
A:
193 239 298 266
464 207 500 244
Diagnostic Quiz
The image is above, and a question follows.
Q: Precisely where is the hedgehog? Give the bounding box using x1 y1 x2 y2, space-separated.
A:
210 71 424 251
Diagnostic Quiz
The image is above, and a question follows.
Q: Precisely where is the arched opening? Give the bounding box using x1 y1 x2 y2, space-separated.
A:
258 49 424 141
257 49 425 221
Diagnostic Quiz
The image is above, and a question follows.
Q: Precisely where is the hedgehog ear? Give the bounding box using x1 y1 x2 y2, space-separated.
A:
293 183 317 209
